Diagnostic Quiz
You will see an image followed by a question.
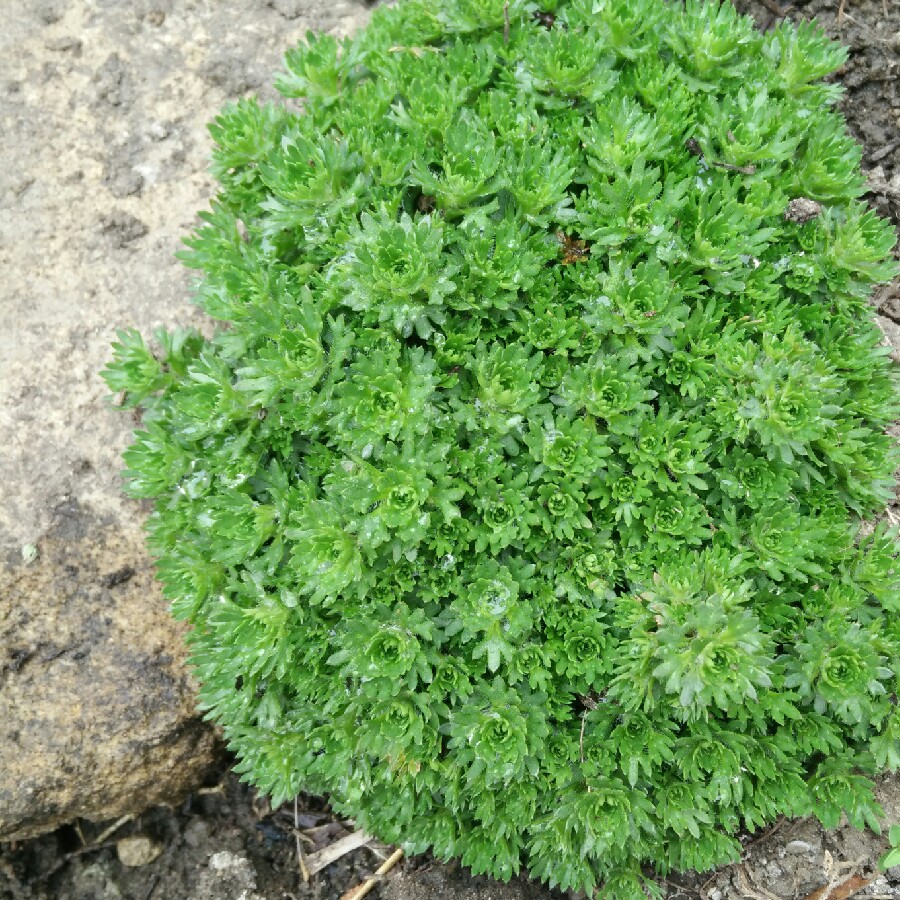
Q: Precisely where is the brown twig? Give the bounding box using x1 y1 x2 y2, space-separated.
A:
503 2 510 44
294 798 311 883
800 874 874 900
700 871 721 895
341 848 405 900
742 816 787 853
92 815 134 847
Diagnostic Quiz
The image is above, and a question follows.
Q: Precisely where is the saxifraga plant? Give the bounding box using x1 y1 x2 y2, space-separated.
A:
103 0 900 895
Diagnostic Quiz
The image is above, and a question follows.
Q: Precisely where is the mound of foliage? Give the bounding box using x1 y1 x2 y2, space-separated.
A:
104 0 900 895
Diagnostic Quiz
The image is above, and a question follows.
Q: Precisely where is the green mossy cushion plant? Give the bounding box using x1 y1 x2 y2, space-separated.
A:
103 0 900 895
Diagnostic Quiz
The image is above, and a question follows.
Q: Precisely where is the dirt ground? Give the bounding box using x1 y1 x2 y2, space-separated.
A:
2 0 900 898
0 762 568 900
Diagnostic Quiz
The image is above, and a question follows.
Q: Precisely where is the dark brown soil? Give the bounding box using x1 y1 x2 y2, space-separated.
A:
0 761 567 900
1 769 363 900
2 0 899 898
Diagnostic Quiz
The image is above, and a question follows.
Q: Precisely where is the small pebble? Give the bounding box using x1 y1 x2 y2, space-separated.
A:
116 835 162 867
784 840 818 855
783 198 822 225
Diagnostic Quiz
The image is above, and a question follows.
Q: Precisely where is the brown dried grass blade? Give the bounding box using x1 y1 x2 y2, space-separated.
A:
304 830 373 876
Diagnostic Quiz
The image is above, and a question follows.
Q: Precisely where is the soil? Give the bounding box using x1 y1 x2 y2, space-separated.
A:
0 762 568 900
2 0 899 898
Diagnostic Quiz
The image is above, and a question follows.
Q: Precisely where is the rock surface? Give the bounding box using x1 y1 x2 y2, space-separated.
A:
194 851 265 900
115 835 163 867
0 506 220 840
0 0 373 841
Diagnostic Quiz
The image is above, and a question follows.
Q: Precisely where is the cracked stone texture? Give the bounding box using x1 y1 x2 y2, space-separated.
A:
0 0 374 840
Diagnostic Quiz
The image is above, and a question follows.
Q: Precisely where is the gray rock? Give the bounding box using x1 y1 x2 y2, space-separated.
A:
71 862 123 900
784 840 819 856
783 197 822 224
195 852 265 900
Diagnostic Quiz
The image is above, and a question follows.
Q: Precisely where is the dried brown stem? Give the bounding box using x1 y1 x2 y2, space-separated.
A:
293 798 311 883
304 830 373 876
340 848 405 900
801 874 874 900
